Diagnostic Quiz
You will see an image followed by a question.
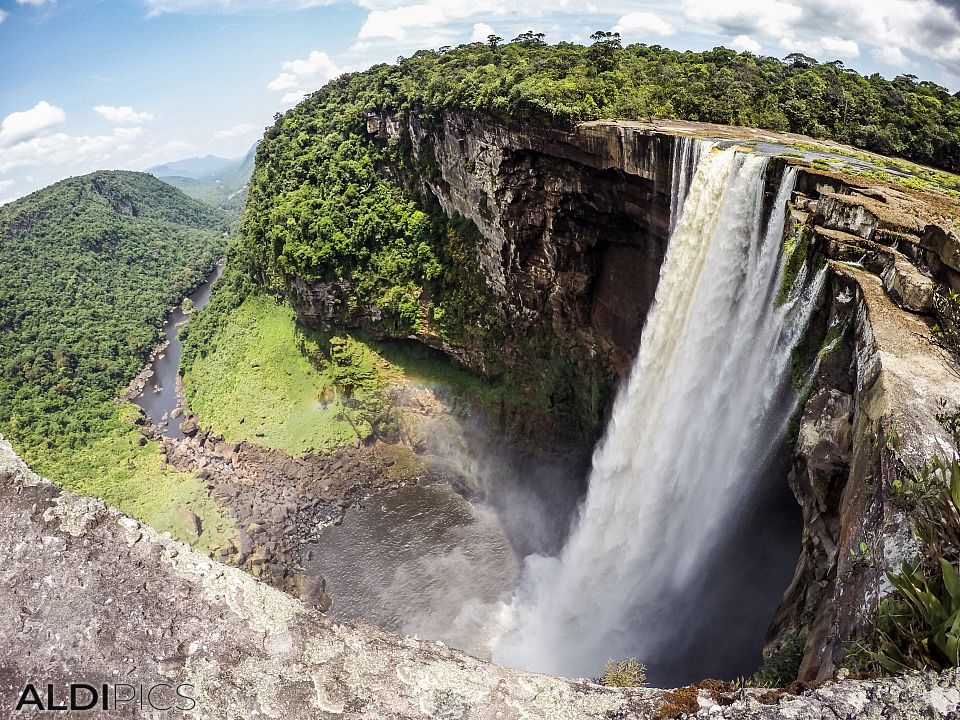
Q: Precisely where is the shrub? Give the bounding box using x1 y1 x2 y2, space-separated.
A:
600 658 647 687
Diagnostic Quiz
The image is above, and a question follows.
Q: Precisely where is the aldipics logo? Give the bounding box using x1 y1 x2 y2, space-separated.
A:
14 683 196 712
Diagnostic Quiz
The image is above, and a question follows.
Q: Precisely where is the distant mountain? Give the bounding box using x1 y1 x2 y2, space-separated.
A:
0 170 227 475
147 155 240 179
149 144 257 217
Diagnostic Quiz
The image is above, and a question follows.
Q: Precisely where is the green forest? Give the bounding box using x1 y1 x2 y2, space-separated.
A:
0 171 227 483
220 36 960 439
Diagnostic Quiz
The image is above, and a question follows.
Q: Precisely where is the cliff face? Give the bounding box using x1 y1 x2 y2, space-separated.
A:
769 173 960 679
294 112 960 679
371 111 677 376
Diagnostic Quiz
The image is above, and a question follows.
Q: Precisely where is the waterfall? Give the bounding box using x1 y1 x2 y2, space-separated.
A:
493 144 822 680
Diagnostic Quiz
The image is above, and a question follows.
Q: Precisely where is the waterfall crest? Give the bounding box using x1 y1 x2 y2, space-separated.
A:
493 144 821 680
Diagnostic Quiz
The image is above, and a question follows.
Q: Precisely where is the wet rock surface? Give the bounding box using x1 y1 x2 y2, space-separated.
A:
2 434 958 719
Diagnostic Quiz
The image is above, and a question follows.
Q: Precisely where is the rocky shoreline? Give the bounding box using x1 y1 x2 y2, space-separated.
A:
141 411 427 611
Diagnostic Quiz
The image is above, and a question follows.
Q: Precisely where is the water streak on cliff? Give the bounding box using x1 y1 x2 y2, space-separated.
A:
494 145 821 680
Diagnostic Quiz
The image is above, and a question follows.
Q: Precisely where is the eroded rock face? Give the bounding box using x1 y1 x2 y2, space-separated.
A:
1 434 957 718
767 174 960 680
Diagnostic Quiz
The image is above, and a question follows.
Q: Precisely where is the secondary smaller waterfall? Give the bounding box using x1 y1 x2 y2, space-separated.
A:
494 144 823 681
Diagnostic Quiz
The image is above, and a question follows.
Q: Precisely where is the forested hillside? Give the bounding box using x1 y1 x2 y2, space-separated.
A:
0 171 227 484
184 37 960 442
236 37 960 327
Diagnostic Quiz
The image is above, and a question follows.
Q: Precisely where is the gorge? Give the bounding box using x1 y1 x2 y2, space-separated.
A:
3 44 960 718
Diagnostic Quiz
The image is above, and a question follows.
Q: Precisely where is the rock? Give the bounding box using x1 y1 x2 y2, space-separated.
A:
881 256 935 313
177 508 202 537
180 415 199 436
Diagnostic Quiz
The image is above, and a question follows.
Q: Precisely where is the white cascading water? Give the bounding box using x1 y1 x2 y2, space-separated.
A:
493 143 824 678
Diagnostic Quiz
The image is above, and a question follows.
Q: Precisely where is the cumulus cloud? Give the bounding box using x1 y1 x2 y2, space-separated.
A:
0 180 14 193
0 127 144 173
471 22 495 42
0 102 67 148
94 105 155 124
613 11 675 38
212 123 257 140
681 0 959 78
729 35 762 54
267 50 342 101
0 9 7 22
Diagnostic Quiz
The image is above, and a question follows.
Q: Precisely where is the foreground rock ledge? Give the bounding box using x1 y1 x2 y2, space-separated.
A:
0 437 956 718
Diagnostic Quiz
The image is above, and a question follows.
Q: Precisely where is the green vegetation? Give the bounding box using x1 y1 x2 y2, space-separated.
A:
934 288 960 356
0 170 231 545
867 403 960 674
42 403 236 547
183 295 392 454
226 34 960 441
599 658 647 687
752 633 807 687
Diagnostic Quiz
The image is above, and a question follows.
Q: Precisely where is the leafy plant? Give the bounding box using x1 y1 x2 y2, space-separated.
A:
873 456 960 672
872 558 960 672
933 288 960 356
600 658 647 687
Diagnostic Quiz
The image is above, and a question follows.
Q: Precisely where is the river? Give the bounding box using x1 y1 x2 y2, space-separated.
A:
131 262 223 437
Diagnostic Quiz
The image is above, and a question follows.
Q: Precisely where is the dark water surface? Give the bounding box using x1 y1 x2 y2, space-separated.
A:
132 263 222 438
304 479 520 659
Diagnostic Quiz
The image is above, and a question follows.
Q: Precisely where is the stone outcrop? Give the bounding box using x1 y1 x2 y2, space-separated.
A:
320 112 960 681
768 173 960 680
2 434 958 718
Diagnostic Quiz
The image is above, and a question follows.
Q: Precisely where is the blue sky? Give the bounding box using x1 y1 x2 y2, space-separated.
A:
2 0 960 203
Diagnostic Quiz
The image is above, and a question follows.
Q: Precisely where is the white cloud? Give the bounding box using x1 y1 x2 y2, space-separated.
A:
16 0 56 5
0 9 7 22
779 34 860 60
819 36 860 57
267 50 342 100
613 11 675 39
0 102 67 148
682 0 960 79
94 105 155 124
144 0 332 16
730 35 762 54
0 127 144 173
682 0 802 38
212 123 257 140
0 180 14 193
471 22 494 42
871 45 910 67
281 91 309 105
354 0 561 42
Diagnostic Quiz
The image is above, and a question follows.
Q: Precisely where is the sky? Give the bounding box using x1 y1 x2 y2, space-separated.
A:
2 0 960 204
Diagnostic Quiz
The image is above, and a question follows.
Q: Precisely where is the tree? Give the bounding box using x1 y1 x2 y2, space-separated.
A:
512 30 546 46
487 34 503 49
785 52 819 68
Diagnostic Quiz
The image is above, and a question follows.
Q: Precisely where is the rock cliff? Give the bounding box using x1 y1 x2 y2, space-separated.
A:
292 111 960 680
2 434 958 718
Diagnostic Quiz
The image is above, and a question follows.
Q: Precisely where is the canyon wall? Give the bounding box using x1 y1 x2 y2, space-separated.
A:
312 112 960 679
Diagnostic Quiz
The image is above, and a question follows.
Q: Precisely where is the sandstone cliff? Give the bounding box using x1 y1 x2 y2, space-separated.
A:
292 111 960 680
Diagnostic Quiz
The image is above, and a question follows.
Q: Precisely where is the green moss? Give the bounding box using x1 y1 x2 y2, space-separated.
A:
777 224 811 307
29 403 235 550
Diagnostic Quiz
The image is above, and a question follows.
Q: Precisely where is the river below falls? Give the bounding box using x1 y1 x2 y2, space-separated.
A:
132 262 223 437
